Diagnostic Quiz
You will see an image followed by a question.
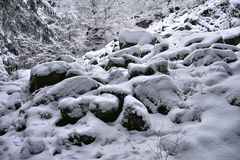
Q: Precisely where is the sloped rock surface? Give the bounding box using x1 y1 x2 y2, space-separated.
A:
29 61 70 92
122 95 150 131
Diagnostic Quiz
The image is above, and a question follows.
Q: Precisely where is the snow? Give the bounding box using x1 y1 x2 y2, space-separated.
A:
58 93 119 119
32 76 99 105
119 29 160 48
0 57 9 81
31 61 70 77
1 1 240 160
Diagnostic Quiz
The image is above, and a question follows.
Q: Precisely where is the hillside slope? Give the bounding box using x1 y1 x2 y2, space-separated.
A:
0 0 240 160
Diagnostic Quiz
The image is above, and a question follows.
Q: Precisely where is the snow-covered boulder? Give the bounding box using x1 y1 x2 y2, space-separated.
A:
119 30 160 49
208 75 240 107
149 60 169 74
57 97 88 126
57 94 121 126
133 75 184 114
111 45 141 57
170 107 203 124
210 43 240 52
88 94 121 122
108 67 128 84
111 44 153 58
107 57 126 69
0 123 9 136
20 139 46 159
55 55 76 63
128 60 168 79
152 43 169 55
122 95 150 131
221 26 240 45
67 132 95 146
183 48 237 66
178 32 223 51
29 61 71 92
128 63 155 79
32 76 99 105
13 118 27 132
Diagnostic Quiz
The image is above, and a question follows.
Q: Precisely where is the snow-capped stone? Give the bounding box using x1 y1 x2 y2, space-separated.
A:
178 32 223 51
220 26 240 45
122 95 150 131
183 48 237 66
32 76 99 105
29 61 71 92
20 139 46 159
133 75 184 114
119 30 160 49
128 63 155 79
57 94 121 126
55 55 76 63
67 132 95 146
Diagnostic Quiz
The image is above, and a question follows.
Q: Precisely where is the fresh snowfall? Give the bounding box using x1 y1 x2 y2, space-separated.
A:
0 0 240 160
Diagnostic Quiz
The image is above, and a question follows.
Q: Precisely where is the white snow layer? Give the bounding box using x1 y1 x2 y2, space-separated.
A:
1 14 240 160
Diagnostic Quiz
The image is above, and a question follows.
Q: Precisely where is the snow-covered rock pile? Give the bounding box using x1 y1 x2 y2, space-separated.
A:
1 24 240 160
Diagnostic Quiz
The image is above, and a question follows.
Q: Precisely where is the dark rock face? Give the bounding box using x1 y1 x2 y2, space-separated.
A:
68 132 95 146
30 72 67 93
13 119 27 132
122 107 149 131
90 105 122 123
29 61 70 93
0 125 8 136
32 76 100 106
57 94 120 126
56 102 88 127
119 30 159 50
121 95 150 131
128 64 155 79
136 20 153 28
119 42 137 50
224 35 240 46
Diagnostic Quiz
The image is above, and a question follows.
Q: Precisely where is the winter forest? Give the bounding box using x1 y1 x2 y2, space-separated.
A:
0 0 240 160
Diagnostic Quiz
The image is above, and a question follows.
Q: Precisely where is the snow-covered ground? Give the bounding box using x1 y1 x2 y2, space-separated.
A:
1 0 240 160
1 23 240 160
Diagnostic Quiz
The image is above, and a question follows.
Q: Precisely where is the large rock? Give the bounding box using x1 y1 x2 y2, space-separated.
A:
221 26 240 45
67 132 95 146
32 76 99 105
57 94 121 126
20 139 46 159
133 75 183 114
56 97 89 126
29 61 70 93
88 94 121 122
55 55 76 63
128 63 155 79
122 95 150 131
183 48 237 66
119 30 160 49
